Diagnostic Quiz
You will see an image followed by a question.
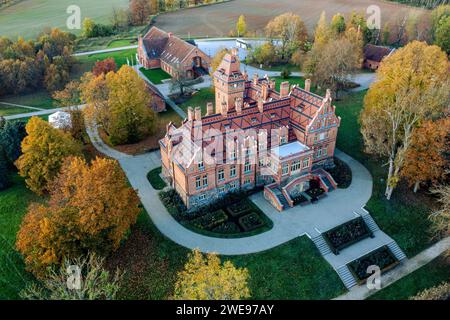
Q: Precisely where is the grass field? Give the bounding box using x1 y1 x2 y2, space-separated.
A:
0 105 34 117
139 68 171 84
369 254 450 300
154 0 428 38
76 48 137 69
0 0 129 39
178 87 215 115
0 175 40 299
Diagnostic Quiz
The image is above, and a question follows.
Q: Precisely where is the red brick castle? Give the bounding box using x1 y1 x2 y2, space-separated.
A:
160 49 340 211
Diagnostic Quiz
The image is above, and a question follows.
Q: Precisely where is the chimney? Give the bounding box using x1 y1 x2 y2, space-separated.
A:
280 81 290 98
261 82 269 101
270 79 276 90
206 102 214 116
187 107 194 121
168 32 173 38
194 106 202 121
305 79 311 92
242 71 249 81
221 101 228 116
258 97 264 113
166 121 173 133
253 73 259 85
325 89 332 101
235 97 243 114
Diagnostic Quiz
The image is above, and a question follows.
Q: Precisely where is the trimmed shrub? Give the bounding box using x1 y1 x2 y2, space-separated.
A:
324 217 372 254
211 222 241 234
327 157 352 188
239 213 265 232
191 210 228 230
227 201 252 217
147 167 166 190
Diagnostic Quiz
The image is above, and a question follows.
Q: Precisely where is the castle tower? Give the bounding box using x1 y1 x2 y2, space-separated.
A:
213 48 245 116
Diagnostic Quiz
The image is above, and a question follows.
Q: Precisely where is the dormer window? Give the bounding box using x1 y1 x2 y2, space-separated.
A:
198 161 204 170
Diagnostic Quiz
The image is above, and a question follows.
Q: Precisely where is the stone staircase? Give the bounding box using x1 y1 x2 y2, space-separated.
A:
320 175 335 192
336 265 357 289
311 233 332 256
273 187 290 209
387 241 407 261
361 213 380 233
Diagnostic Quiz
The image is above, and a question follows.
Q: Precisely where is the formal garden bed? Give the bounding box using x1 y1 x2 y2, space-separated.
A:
291 193 310 206
348 246 399 284
159 189 273 238
327 157 352 188
146 167 166 190
323 217 373 254
305 187 326 201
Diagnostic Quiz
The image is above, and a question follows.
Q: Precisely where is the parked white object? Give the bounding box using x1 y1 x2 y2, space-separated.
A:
48 111 72 130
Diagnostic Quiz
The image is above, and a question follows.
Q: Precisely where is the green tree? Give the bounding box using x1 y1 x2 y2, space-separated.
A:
236 15 247 37
15 117 82 195
0 120 26 164
106 65 155 145
434 15 450 54
330 13 346 37
173 250 250 300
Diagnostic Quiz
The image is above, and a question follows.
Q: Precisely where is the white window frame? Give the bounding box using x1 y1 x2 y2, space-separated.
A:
230 165 236 178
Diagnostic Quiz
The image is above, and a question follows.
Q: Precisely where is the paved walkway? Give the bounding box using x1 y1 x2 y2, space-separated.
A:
73 45 138 57
335 237 450 300
0 101 45 111
84 125 375 255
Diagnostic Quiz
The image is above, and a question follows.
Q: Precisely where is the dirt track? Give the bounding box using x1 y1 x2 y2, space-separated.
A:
154 0 427 38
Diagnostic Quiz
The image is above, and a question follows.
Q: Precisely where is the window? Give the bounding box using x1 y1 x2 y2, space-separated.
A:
218 169 224 181
218 186 226 194
244 161 251 173
198 194 207 201
230 165 236 177
291 160 301 172
202 175 208 187
198 160 204 170
244 178 251 185
280 136 287 145
320 132 326 140
282 163 289 175
303 158 310 168
196 176 201 189
258 158 265 167
322 147 328 156
317 149 322 158
230 181 238 188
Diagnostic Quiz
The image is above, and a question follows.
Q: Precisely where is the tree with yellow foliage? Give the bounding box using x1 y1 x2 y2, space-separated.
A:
16 156 141 277
210 48 229 75
401 118 449 193
173 250 250 300
236 15 247 37
360 41 449 200
15 117 82 195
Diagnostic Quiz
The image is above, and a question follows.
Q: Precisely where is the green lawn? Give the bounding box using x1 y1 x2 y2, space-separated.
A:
369 255 450 300
0 105 35 117
178 87 215 115
147 167 166 190
0 175 40 299
334 90 436 257
0 0 129 39
0 90 56 110
108 38 137 48
76 48 138 70
139 68 171 84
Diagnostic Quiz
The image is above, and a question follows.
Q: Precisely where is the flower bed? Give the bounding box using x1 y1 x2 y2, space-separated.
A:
327 157 352 189
324 217 372 254
191 209 228 230
348 246 399 282
306 188 325 199
291 193 309 206
211 222 241 234
238 213 265 232
227 201 252 217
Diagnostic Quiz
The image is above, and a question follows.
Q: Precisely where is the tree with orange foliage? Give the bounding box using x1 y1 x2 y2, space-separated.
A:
92 58 117 77
401 118 450 192
16 156 141 277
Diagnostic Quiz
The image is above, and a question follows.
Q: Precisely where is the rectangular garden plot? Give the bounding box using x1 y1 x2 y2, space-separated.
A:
348 246 399 284
238 213 265 232
191 209 228 230
323 217 373 254
227 201 252 217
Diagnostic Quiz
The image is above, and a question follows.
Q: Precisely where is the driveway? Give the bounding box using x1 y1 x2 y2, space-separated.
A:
86 124 374 255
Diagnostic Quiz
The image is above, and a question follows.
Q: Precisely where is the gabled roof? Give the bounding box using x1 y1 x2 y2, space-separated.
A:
363 44 395 63
142 26 199 66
